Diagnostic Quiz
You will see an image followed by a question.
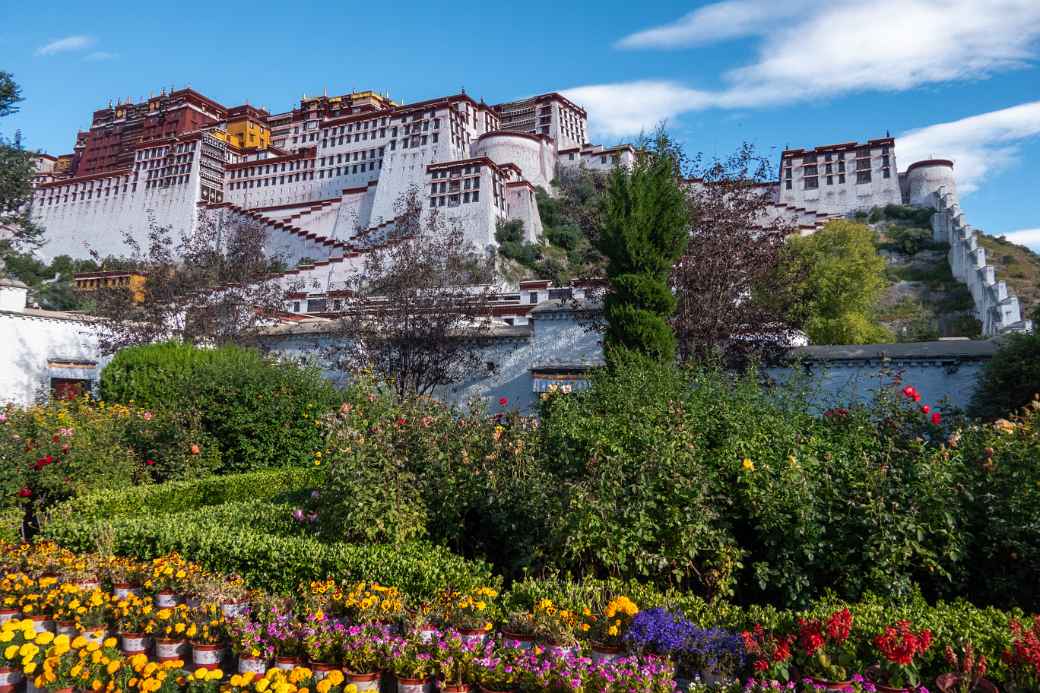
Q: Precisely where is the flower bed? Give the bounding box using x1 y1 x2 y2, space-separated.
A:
0 543 1035 692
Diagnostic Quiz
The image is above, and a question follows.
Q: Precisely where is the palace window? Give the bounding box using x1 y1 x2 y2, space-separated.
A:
856 171 871 184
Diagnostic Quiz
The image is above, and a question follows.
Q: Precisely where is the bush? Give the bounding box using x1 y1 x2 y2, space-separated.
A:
40 508 496 598
42 467 322 525
100 343 341 472
969 333 1040 419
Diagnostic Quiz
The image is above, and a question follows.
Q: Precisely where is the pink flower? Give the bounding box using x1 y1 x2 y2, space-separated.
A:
146 459 155 466
913 393 922 402
902 386 916 398
142 411 154 421
17 487 31 498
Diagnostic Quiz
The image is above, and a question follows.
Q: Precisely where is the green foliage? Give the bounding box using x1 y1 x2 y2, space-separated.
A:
0 72 44 260
880 204 936 227
876 226 944 256
969 333 1040 419
598 141 689 363
100 342 340 472
40 508 496 598
2 252 102 310
779 220 893 344
42 467 322 525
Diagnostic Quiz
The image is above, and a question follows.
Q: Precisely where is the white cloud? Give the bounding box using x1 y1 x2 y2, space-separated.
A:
898 101 1040 194
35 35 95 56
576 0 1040 136
562 81 713 137
83 51 117 61
1002 228 1040 251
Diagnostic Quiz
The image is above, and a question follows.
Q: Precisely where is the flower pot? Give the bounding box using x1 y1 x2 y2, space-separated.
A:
344 672 381 692
155 638 188 662
543 642 576 658
396 678 432 693
500 631 535 650
56 620 77 637
478 688 511 693
416 625 438 643
591 643 622 664
29 615 55 633
75 578 100 592
936 673 999 693
155 591 180 608
238 656 268 675
0 665 24 692
120 633 149 655
221 601 248 620
459 628 489 648
192 642 225 670
441 686 470 693
311 662 337 681
113 583 142 600
0 609 18 625
80 628 107 646
275 656 300 671
807 677 855 692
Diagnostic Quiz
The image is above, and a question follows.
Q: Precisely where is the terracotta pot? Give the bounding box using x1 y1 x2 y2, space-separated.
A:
396 678 432 693
29 615 55 633
155 638 188 661
441 686 470 693
500 631 535 649
416 624 438 643
192 642 225 669
275 656 300 671
113 583 142 600
344 672 380 692
310 662 337 681
543 642 575 658
807 677 855 692
0 609 18 624
155 591 180 608
80 628 107 645
120 633 150 655
75 578 100 592
0 665 24 690
936 673 999 693
238 656 268 675
459 628 489 648
591 643 622 664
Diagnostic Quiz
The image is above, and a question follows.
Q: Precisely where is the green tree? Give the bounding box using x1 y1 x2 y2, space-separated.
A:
778 220 893 344
969 332 1040 419
0 72 44 260
597 135 689 364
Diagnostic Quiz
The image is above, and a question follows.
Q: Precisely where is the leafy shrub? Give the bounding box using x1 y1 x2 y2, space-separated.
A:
100 342 340 472
41 508 497 598
42 467 321 525
969 333 1040 419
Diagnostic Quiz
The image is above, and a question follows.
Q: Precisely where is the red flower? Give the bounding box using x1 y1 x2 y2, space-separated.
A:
397 417 407 426
17 487 31 498
798 618 825 656
902 386 916 398
51 434 60 443
826 608 853 643
874 621 933 667
753 659 768 672
498 397 509 407
913 393 922 402
921 405 930 414
146 459 155 466
931 412 942 425
189 444 200 455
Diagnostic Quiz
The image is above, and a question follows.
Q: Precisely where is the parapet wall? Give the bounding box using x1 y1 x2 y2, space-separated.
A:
931 186 1034 335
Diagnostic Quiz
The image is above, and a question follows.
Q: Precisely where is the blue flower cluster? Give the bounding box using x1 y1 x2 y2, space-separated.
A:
624 608 746 675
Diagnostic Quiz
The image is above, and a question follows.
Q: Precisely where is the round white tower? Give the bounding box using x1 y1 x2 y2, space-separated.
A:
905 159 957 209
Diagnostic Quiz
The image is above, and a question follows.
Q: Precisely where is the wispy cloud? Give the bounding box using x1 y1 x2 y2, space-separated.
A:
1002 228 1040 251
35 35 95 56
899 101 1040 194
83 51 117 62
569 0 1040 137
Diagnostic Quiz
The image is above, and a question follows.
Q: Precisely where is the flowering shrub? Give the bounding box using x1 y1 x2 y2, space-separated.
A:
1003 618 1040 692
795 608 855 682
742 624 794 681
873 620 933 688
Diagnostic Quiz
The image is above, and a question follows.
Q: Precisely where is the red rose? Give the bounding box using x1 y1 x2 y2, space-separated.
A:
498 397 509 407
913 393 922 402
146 459 155 466
931 412 942 425
902 386 916 398
921 405 930 414
17 487 31 498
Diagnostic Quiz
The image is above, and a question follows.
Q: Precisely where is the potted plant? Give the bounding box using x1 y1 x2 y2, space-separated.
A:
74 589 110 643
191 574 251 619
795 608 857 690
188 603 227 670
342 624 387 691
500 611 536 650
152 603 192 661
585 655 675 692
937 642 997 693
301 612 346 674
31 637 79 693
342 582 405 627
113 593 153 655
386 635 435 693
433 628 485 693
870 620 933 692
531 598 580 657
472 651 521 693
105 557 146 599
740 623 795 682
227 616 273 674
588 595 639 663
145 554 196 607
265 609 306 670
682 624 746 686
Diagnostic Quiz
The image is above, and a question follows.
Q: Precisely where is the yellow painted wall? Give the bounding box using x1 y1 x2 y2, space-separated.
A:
226 118 271 150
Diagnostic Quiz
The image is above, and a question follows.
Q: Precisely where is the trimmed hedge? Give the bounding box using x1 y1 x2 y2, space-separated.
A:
0 507 21 543
40 509 496 598
42 468 321 525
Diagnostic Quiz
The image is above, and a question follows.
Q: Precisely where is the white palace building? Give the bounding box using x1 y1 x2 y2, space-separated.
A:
29 85 1032 335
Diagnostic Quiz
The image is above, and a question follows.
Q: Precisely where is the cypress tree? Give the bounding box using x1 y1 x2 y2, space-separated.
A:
598 143 689 365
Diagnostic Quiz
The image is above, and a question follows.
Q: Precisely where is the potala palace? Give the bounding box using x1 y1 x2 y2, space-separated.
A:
29 86 1032 336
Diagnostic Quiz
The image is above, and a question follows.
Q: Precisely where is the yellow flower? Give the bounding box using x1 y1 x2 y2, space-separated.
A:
3 644 17 660
206 669 223 681
107 660 121 675
24 661 36 674
103 637 117 648
741 457 754 471
256 678 271 692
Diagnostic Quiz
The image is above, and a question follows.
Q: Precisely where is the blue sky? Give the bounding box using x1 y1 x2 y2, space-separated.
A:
4 0 1040 249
